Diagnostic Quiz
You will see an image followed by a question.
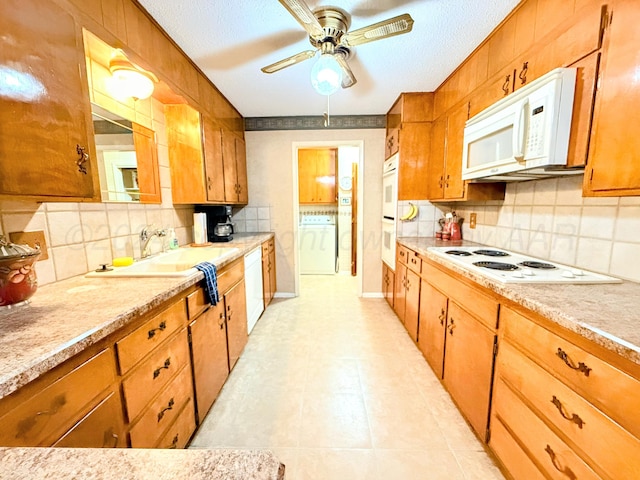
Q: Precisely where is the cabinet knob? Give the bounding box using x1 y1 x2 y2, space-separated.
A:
555 348 591 376
544 444 576 479
153 357 171 379
519 61 529 85
438 308 446 325
448 318 456 335
147 321 167 339
16 394 66 439
551 395 585 429
157 397 175 422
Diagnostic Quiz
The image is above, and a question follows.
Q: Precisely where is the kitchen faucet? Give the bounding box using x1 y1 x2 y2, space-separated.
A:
140 225 167 258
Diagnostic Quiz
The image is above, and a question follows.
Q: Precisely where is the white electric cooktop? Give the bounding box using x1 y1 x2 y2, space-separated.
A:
428 246 622 284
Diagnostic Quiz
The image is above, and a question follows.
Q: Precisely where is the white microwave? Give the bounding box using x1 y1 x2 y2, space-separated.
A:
462 68 579 182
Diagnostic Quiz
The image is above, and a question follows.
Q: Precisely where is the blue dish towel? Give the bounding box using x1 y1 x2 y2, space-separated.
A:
194 262 220 306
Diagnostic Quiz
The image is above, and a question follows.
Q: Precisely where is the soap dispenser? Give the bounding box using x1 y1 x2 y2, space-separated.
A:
168 228 179 250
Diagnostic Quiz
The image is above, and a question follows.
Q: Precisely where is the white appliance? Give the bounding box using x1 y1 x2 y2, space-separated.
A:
299 214 337 274
428 246 622 284
381 219 396 268
462 68 579 182
381 154 398 268
244 247 264 333
382 154 398 220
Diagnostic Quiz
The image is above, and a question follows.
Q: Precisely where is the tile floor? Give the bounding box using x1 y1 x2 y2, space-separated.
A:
190 275 505 479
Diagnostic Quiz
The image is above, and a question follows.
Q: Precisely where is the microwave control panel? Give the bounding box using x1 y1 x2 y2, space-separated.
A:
526 104 546 158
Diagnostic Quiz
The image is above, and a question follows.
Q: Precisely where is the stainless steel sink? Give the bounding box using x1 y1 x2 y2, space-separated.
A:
85 246 240 278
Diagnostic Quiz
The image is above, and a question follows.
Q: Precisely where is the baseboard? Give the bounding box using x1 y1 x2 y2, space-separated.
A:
362 292 384 298
273 292 296 298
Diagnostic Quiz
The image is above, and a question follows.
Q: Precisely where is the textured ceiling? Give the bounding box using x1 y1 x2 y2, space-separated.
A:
137 0 521 117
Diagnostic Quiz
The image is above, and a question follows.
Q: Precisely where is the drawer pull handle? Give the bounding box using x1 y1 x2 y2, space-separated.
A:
551 395 585 429
76 145 89 174
169 434 179 449
556 348 592 377
448 318 456 335
102 428 119 448
544 444 577 480
157 397 175 422
153 357 171 379
148 321 167 339
438 308 446 325
16 394 67 438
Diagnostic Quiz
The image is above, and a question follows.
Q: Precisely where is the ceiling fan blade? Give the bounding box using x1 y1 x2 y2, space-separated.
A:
278 0 325 38
341 13 414 47
261 50 316 73
335 54 357 88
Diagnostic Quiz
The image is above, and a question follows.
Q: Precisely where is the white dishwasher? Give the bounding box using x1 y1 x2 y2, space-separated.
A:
299 214 337 274
244 247 264 333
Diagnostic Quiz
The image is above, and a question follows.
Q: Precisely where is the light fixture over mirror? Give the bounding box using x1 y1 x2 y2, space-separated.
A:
106 49 158 101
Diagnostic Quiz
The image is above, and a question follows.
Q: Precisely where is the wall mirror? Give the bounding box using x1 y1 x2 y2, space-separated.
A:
92 103 161 203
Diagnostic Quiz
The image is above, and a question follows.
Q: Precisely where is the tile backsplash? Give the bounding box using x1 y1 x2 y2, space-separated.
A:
232 206 272 233
449 176 640 283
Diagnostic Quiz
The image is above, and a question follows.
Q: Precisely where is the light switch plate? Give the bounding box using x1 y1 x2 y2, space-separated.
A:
9 231 48 260
469 213 477 229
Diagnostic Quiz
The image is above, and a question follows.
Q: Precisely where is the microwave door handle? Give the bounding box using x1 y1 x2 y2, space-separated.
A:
513 99 529 161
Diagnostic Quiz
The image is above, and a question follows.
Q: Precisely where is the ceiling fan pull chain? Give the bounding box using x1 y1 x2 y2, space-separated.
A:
324 94 330 127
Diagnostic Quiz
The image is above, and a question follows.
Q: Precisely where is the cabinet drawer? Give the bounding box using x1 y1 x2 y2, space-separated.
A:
186 288 208 320
154 398 196 449
502 306 640 438
490 417 547 480
0 348 115 446
422 260 498 330
117 299 186 374
498 341 640 480
217 258 244 294
493 378 600 480
129 364 193 448
53 390 125 448
396 245 410 266
406 250 421 274
122 329 190 421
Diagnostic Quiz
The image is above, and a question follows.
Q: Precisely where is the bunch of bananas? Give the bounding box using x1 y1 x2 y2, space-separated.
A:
400 202 418 221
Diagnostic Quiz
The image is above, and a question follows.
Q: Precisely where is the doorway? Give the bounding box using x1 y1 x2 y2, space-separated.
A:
292 140 364 296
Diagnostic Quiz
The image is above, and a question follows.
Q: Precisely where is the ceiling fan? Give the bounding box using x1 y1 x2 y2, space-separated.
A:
261 0 415 94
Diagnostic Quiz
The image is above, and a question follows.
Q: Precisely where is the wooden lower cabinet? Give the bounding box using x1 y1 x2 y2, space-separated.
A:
443 301 496 440
490 305 640 479
155 398 196 449
417 280 448 378
381 262 394 308
262 238 276 307
225 279 248 371
490 417 547 480
189 302 229 423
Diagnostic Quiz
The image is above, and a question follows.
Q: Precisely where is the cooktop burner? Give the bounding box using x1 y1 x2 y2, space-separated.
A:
519 261 556 269
445 250 473 256
473 261 519 271
474 249 509 257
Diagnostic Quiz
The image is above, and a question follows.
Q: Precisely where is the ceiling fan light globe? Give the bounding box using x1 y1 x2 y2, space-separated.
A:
311 54 342 95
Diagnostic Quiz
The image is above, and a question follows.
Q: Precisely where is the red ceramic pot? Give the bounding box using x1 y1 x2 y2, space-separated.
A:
0 236 41 308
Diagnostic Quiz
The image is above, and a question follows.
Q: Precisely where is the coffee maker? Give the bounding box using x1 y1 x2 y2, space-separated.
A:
195 205 234 242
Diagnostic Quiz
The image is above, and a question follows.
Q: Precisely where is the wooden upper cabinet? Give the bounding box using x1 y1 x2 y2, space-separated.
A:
201 116 226 203
584 0 640 196
442 103 467 200
426 116 446 199
222 130 248 204
133 123 162 204
0 0 99 201
235 137 248 204
298 148 337 204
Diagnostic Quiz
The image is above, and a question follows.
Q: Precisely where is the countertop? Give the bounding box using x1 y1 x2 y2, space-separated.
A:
0 447 285 480
398 236 640 366
0 233 273 400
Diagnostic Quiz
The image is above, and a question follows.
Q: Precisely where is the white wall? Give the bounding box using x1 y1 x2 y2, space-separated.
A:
337 146 358 273
244 129 385 295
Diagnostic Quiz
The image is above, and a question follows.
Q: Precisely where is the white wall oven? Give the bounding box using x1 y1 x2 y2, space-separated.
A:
381 154 398 268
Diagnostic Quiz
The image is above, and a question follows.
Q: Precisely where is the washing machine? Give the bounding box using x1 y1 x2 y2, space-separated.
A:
299 214 337 274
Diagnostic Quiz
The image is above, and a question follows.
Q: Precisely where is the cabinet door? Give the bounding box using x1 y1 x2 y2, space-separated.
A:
225 279 248 371
427 116 446 199
417 281 448 379
235 136 248 204
53 391 125 448
393 263 407 323
222 129 239 202
315 148 337 203
585 0 640 195
397 122 432 201
262 242 271 306
0 0 96 199
201 117 226 203
385 128 399 159
268 241 277 301
443 103 467 200
189 303 229 422
298 149 317 203
443 302 496 440
133 124 162 204
404 269 420 342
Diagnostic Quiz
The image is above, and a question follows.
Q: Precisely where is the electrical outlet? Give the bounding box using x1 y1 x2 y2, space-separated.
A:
9 230 48 260
469 213 477 229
